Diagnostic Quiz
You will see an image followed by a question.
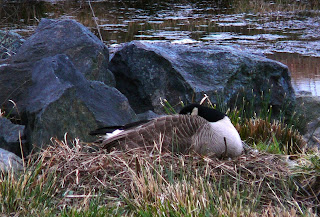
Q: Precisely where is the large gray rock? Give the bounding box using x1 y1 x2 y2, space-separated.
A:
24 54 136 147
13 18 114 84
109 41 295 114
0 18 114 113
0 117 26 157
0 148 23 174
0 19 137 150
296 93 320 148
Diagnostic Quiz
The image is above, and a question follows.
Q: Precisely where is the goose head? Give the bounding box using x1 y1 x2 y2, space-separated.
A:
179 103 226 122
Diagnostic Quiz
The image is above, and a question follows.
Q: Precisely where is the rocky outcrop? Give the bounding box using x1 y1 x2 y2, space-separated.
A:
109 41 295 114
0 117 26 157
23 54 136 146
0 18 114 113
0 19 137 149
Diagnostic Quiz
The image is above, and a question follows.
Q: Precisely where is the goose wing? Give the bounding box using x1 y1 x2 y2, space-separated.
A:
101 114 208 153
89 119 151 135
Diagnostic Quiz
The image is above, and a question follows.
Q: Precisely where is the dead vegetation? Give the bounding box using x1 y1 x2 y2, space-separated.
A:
236 118 306 154
27 134 319 216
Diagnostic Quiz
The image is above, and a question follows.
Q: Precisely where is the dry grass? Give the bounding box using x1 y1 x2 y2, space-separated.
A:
236 118 306 154
27 135 318 216
234 0 320 13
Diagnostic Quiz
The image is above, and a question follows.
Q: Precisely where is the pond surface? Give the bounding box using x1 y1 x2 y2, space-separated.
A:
1 0 320 95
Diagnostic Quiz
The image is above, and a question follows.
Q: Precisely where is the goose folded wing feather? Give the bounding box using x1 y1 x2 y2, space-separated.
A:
101 115 208 153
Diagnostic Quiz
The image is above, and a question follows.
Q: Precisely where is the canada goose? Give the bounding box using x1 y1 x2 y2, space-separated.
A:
91 104 243 158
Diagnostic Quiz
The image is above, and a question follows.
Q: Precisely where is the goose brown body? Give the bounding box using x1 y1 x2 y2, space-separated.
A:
100 113 243 158
101 114 208 153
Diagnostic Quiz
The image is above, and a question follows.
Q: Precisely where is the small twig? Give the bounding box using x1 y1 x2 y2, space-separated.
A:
222 137 228 158
267 182 286 210
88 0 103 42
199 94 209 105
65 195 98 198
19 131 26 172
8 99 21 119
135 156 141 177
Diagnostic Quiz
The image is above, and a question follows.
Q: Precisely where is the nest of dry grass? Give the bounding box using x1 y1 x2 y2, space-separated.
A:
32 136 319 215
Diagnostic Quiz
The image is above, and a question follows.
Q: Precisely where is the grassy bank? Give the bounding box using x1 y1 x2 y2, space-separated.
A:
1 139 319 216
1 99 319 216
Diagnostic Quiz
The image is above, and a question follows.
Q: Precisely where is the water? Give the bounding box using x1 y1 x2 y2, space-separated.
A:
268 53 320 96
1 0 320 95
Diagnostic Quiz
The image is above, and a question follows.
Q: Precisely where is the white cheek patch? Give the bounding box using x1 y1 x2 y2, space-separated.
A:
191 107 199 116
102 129 124 140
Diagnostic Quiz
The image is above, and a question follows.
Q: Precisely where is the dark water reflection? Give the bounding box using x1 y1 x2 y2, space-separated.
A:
1 0 320 95
268 53 320 96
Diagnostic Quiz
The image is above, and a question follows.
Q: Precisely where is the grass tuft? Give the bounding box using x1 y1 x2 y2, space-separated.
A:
0 158 58 216
236 118 306 154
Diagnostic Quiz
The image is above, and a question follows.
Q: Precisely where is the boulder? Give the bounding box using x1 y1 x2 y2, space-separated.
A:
296 93 320 148
136 110 160 121
0 18 114 113
109 41 295 114
0 19 137 150
13 18 114 85
0 148 23 174
0 30 25 60
23 54 136 147
0 117 26 157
